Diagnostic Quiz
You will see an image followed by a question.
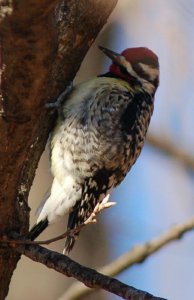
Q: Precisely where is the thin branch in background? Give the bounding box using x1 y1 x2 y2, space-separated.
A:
147 134 194 171
11 241 165 300
61 215 194 300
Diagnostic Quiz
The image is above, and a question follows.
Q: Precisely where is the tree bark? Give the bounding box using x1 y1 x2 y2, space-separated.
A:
0 1 117 299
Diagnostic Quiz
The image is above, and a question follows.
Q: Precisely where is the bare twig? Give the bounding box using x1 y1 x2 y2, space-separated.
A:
0 195 165 299
62 216 194 300
11 241 165 300
0 195 115 247
147 134 194 171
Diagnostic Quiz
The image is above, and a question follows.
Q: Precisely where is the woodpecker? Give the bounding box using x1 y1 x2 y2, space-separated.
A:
28 45 159 252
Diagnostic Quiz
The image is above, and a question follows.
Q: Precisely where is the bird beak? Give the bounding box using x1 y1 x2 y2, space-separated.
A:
99 45 124 67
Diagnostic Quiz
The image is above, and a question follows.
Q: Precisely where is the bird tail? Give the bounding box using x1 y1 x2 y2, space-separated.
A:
64 169 112 253
64 207 80 253
27 219 49 241
64 235 78 254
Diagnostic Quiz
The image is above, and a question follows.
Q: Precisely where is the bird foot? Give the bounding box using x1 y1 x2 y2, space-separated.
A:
84 194 116 225
45 81 73 109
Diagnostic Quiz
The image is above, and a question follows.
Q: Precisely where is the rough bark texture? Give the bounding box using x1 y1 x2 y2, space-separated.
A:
13 242 165 300
0 1 117 299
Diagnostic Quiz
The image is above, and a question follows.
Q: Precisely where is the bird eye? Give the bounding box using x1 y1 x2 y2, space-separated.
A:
119 65 128 75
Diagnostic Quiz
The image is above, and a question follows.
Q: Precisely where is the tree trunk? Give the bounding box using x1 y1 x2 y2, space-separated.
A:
0 1 117 298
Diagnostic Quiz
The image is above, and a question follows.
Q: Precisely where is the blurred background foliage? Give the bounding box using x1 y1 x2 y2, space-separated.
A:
7 1 194 299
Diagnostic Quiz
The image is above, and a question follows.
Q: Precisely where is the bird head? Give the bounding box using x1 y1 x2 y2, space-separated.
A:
99 46 159 95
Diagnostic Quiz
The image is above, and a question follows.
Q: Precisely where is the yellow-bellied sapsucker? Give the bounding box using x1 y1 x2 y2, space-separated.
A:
28 46 159 252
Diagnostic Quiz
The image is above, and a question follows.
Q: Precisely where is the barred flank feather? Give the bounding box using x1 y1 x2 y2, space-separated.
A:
64 169 113 252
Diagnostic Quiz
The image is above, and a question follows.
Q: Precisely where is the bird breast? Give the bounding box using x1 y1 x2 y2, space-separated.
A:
50 77 153 186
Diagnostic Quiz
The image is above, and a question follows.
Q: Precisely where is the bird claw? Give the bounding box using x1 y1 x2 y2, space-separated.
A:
45 81 73 109
84 194 116 225
95 194 116 213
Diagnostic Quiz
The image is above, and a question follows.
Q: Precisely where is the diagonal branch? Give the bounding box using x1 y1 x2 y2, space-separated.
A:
62 215 194 300
147 134 194 171
10 241 165 300
0 195 166 299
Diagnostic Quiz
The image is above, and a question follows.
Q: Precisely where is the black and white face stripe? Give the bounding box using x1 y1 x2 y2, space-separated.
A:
132 62 159 85
138 63 159 81
99 46 159 94
121 59 159 94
